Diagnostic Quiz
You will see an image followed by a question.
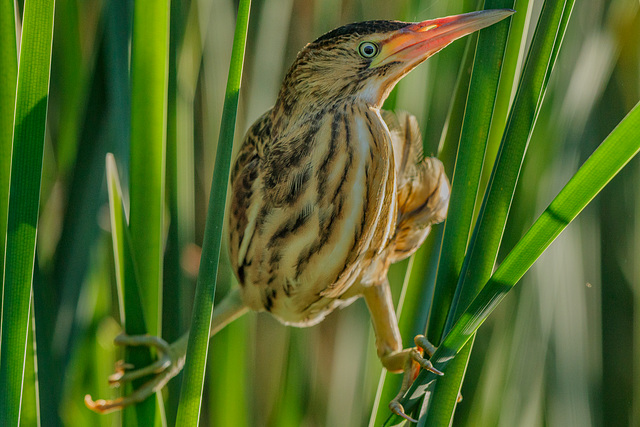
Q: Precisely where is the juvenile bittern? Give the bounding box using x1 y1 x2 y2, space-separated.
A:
86 9 514 422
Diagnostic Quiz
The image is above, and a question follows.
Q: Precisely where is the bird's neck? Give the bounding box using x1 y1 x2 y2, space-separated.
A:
271 92 381 136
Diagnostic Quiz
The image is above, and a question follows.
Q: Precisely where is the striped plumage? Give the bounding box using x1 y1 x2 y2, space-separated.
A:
228 21 451 327
228 99 448 325
86 10 514 421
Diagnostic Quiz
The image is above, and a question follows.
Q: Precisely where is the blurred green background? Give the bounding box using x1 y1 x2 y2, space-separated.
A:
9 0 639 425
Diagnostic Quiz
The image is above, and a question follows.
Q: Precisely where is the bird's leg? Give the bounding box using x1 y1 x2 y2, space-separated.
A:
85 288 248 413
362 280 442 423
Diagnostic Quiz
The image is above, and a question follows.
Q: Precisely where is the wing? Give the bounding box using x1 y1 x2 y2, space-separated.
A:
381 110 450 262
228 110 271 282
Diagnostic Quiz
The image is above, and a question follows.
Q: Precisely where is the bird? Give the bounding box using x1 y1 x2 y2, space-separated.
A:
86 8 514 422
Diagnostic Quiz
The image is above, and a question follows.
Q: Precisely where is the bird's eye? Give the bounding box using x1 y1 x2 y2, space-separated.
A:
358 41 379 59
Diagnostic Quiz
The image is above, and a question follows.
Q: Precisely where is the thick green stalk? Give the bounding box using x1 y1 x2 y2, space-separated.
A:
448 0 576 331
417 3 514 424
0 0 55 422
0 0 18 292
423 0 575 423
175 0 251 424
427 1 514 346
439 99 640 370
127 0 170 421
384 98 640 426
129 0 170 340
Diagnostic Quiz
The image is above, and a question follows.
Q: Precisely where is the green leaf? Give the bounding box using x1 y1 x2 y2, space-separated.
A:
417 3 515 425
421 0 575 423
385 97 640 426
127 0 170 420
388 0 577 422
449 0 577 330
450 98 640 346
0 0 17 284
175 0 252 424
0 0 55 422
129 0 170 342
427 1 515 346
104 154 156 426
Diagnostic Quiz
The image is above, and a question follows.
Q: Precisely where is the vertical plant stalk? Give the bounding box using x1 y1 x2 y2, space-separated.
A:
423 0 575 422
0 0 17 285
438 99 640 364
384 96 640 427
413 2 514 423
163 0 190 421
0 0 55 423
448 0 576 331
427 0 515 345
127 0 170 421
175 0 251 424
129 0 170 339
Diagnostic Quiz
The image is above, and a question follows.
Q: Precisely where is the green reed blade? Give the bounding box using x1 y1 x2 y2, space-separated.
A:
175 0 251 424
0 0 55 423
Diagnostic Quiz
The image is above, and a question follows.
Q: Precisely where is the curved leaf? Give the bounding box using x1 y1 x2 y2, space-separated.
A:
385 98 640 425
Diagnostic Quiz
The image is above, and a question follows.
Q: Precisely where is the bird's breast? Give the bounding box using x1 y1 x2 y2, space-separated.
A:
230 104 397 326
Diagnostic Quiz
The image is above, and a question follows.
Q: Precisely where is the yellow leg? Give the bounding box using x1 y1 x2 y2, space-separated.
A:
362 280 441 423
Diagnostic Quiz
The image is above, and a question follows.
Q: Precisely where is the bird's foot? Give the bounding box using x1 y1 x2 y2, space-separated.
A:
389 335 442 423
85 333 187 413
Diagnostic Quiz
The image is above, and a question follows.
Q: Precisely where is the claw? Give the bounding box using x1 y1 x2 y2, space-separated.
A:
409 336 444 376
108 357 172 386
85 333 187 413
85 368 167 414
387 334 444 423
389 401 418 423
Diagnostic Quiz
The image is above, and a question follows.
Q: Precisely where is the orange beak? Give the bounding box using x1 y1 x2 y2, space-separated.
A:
371 9 515 70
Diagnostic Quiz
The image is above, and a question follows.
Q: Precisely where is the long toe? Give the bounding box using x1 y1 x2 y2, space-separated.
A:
389 401 418 424
108 357 172 385
113 334 172 356
409 347 443 376
414 334 437 356
86 368 171 413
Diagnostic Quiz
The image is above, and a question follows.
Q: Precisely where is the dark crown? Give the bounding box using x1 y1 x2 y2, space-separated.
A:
312 20 410 44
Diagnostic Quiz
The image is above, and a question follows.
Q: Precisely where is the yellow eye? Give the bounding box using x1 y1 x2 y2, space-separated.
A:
358 41 379 58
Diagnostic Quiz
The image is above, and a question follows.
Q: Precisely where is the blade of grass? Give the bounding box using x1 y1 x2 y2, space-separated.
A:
104 154 156 426
449 0 576 330
18 301 39 427
129 0 169 342
50 0 85 177
427 2 515 346
0 0 55 422
417 337 474 427
409 0 577 421
437 32 478 173
414 2 515 424
52 29 110 363
385 98 640 426
0 0 17 287
174 0 251 424
430 0 579 413
128 0 170 420
163 0 192 422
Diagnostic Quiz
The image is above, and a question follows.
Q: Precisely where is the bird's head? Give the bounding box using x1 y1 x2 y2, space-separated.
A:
275 9 514 115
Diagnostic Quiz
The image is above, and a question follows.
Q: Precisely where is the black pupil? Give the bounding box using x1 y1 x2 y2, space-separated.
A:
363 44 374 55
